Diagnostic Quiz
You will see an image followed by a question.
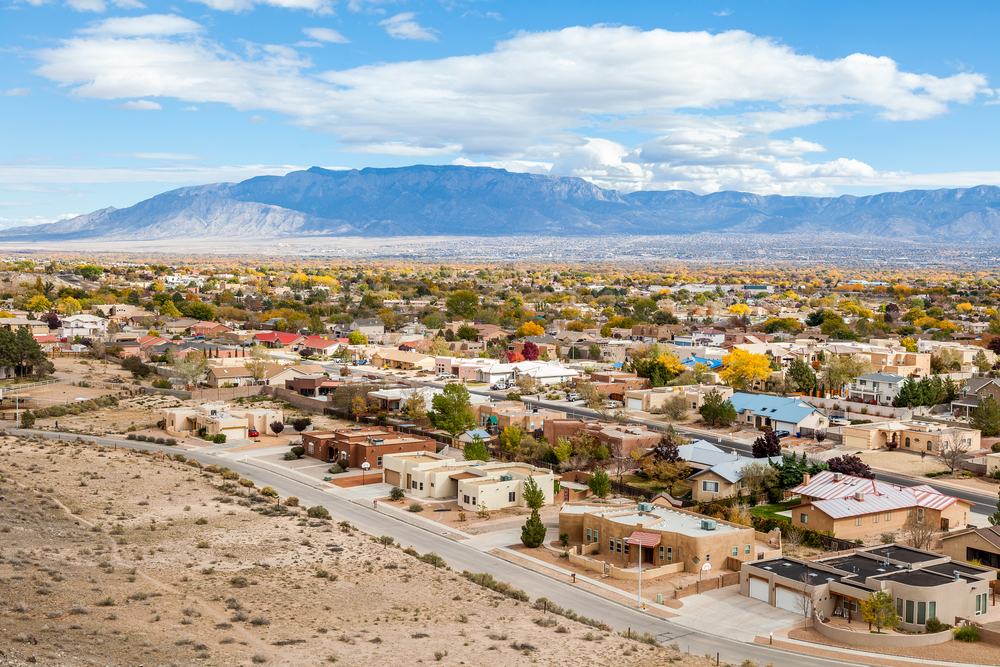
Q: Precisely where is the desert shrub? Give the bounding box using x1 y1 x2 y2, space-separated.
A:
186 458 201 468
229 576 249 588
204 464 220 474
283 452 298 461
126 433 137 440
250 614 271 626
261 486 278 498
328 464 344 474
238 478 255 488
173 453 187 463
136 435 148 442
955 625 980 642
285 496 299 507
152 379 172 389
420 552 446 568
307 505 331 520
408 502 424 513
389 486 405 501
925 616 949 633
251 654 268 664
166 438 178 446
49 405 67 417
195 518 208 525
221 470 239 480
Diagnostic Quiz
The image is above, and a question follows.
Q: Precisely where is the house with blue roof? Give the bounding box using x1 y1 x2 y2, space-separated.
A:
727 392 829 434
679 356 723 371
686 450 784 502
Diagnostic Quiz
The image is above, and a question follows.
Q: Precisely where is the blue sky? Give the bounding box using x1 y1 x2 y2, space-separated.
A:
2 0 1000 227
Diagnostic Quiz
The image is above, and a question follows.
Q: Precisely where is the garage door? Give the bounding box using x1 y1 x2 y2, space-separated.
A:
627 398 643 410
775 586 800 613
749 577 768 603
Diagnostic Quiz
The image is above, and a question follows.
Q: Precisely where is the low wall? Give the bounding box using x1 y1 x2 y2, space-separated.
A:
568 551 606 574
580 542 599 556
813 617 952 647
265 386 330 413
956 618 1000 647
609 561 684 581
142 386 192 399
192 385 266 402
675 571 739 598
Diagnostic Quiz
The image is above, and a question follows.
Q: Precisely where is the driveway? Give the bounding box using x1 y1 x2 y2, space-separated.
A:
673 586 802 643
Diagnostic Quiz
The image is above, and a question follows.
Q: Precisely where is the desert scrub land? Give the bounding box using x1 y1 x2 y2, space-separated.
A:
0 433 715 667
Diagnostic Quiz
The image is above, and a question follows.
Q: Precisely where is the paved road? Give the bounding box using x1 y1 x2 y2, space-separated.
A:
13 427 872 667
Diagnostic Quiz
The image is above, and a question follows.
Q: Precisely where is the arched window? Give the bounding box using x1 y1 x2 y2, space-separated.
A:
905 437 911 447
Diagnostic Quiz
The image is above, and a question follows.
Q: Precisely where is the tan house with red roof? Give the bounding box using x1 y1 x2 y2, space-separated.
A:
252 331 305 351
190 321 233 337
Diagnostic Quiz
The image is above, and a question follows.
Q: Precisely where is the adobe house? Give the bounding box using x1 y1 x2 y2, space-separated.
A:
301 426 434 469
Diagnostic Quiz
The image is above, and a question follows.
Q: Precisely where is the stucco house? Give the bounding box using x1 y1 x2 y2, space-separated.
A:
846 372 906 405
940 525 1000 570
841 419 980 454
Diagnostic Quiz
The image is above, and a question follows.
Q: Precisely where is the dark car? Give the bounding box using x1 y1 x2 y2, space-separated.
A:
773 430 790 439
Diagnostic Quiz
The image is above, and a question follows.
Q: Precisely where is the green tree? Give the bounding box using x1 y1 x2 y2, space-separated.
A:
180 301 215 321
988 488 1000 526
463 435 490 462
499 424 523 452
699 389 737 427
456 324 479 341
20 410 35 429
347 330 368 345
588 467 610 499
172 349 207 387
973 349 992 373
860 590 900 634
446 290 479 318
430 382 476 436
520 508 546 548
787 358 817 394
522 475 545 510
971 397 1000 437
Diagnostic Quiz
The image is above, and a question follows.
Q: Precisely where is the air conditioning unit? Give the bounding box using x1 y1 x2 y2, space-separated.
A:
499 474 512 482
854 491 865 501
700 519 717 531
637 502 652 512
833 472 843 481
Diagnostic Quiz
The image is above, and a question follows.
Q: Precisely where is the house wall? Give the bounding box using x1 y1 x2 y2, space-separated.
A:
690 470 738 503
940 532 1000 568
456 472 556 512
794 502 969 539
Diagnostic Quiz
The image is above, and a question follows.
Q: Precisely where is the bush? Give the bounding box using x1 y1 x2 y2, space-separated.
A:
261 486 278 498
328 464 344 474
152 379 172 389
925 616 949 633
307 505 331 520
221 470 239 480
389 486 405 501
166 438 177 446
283 452 298 461
408 502 424 513
229 576 249 588
238 478 255 488
21 411 35 429
955 625 980 642
285 496 299 507
136 435 148 442
291 446 305 457
155 437 166 444
126 433 137 441
49 405 67 417
173 453 187 463
186 458 201 468
213 434 227 444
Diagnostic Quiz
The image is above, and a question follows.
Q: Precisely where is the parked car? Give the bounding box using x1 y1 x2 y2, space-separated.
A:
438 372 456 379
566 392 582 401
490 382 509 390
248 428 259 438
773 430 790 439
604 400 621 408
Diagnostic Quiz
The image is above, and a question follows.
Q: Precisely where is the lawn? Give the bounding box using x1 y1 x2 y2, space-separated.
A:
749 498 800 522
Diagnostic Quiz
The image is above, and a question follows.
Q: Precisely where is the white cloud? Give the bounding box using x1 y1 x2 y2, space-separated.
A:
4 88 31 97
66 0 107 12
188 0 333 14
31 24 994 194
181 105 199 111
713 9 732 17
106 152 204 160
0 213 80 228
302 27 349 43
248 114 267 123
114 99 161 110
379 12 437 41
79 14 202 36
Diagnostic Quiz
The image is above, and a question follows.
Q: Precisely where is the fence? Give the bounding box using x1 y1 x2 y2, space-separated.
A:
819 534 860 552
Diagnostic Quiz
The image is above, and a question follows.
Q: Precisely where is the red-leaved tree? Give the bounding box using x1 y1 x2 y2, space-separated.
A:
506 351 525 363
522 342 540 361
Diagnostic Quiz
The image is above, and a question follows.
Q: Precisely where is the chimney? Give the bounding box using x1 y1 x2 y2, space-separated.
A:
802 473 811 485
954 571 961 582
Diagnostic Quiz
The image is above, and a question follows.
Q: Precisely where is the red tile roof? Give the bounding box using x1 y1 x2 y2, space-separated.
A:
254 331 304 344
625 531 661 548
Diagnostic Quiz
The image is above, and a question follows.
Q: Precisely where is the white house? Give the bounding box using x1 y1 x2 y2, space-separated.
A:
60 314 108 339
847 372 907 405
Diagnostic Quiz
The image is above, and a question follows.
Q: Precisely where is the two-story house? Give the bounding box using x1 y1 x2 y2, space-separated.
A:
846 372 907 405
951 376 1000 418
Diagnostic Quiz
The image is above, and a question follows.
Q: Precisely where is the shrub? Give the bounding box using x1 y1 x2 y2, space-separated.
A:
204 464 220 474
307 505 331 520
879 532 895 544
186 458 201 468
420 552 446 568
925 616 949 633
250 614 271 626
213 434 227 444
408 502 424 513
152 379 172 389
166 438 178 446
238 478 255 488
155 437 166 444
261 486 278 498
955 625 980 642
389 486 405 501
328 464 344 474
229 576 249 588
283 452 298 461
221 470 239 480
285 496 300 507
195 518 208 525
136 434 148 442
20 411 35 429
173 453 187 463
291 446 305 457
126 433 137 440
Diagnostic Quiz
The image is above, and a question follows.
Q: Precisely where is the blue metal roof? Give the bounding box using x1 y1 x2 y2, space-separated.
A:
680 356 722 370
727 392 826 425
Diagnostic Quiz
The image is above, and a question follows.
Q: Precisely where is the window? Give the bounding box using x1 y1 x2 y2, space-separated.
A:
624 542 629 556
927 441 932 451
705 553 710 562
929 601 936 619
616 539 623 553
508 491 516 502
463 494 469 504
905 437 910 448
609 536 614 551
419 482 424 490
586 528 592 542
905 600 914 624
377 456 383 467
977 593 988 616
855 517 862 526
873 513 879 524
471 498 476 506
896 598 903 618
907 508 913 517
593 530 598 543
413 480 418 489
666 547 673 561
702 481 719 493
917 601 926 625
745 544 751 555
659 545 664 561
916 508 924 524
800 513 808 524
308 443 314 454
885 512 892 521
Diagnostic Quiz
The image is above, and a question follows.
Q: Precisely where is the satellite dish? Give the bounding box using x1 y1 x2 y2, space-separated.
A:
361 462 371 470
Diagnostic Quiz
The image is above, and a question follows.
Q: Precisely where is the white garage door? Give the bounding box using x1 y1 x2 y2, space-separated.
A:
627 399 643 410
775 587 800 613
749 577 768 603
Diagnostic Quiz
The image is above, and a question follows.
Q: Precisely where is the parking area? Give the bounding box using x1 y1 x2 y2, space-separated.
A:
672 586 802 643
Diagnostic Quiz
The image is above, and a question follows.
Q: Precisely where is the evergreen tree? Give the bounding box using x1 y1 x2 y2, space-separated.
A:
587 468 610 499
972 397 1000 437
522 475 545 510
520 508 547 548
787 358 817 394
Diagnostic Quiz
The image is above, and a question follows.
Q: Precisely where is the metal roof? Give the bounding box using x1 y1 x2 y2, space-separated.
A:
794 470 960 520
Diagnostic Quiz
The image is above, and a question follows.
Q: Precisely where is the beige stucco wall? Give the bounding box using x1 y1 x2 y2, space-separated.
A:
456 471 556 511
690 470 739 503
794 502 970 539
814 616 952 647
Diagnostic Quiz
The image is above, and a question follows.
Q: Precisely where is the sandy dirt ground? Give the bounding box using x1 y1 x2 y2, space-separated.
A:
855 450 948 475
0 433 717 667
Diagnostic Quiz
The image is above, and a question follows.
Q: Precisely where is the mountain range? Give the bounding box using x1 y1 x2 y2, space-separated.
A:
6 165 1000 241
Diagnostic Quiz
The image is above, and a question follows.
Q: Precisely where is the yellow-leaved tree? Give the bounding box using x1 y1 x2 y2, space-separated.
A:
720 349 772 391
515 321 544 338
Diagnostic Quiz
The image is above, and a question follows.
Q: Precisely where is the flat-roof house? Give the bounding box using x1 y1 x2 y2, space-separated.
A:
301 426 435 468
841 419 980 455
741 544 994 633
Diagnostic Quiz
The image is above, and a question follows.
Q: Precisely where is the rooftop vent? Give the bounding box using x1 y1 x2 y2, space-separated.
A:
637 502 652 512
371 438 384 446
954 571 962 582
700 519 717 531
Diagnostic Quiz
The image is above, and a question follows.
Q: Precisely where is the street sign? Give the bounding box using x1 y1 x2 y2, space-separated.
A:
701 562 712 572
